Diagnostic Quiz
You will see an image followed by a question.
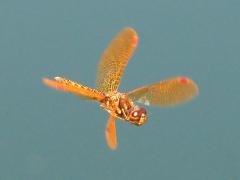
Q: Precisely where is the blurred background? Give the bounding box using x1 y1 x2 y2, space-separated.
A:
0 0 239 179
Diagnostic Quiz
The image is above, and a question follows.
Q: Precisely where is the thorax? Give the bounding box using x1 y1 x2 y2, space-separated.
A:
100 92 147 126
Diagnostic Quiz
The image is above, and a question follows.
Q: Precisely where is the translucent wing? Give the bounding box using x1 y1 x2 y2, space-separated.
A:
105 115 117 150
96 27 138 93
127 77 199 107
43 77 105 102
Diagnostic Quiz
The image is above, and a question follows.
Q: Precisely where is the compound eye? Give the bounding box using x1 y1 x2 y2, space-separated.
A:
130 108 147 119
138 108 146 117
129 108 147 126
132 111 138 117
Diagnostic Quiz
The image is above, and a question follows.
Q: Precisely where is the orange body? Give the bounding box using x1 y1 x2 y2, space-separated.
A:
43 28 199 150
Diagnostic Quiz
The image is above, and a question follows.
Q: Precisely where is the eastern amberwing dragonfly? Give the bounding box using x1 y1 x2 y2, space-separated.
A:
43 27 198 150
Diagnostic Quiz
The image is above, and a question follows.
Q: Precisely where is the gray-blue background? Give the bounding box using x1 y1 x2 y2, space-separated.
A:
1 0 239 179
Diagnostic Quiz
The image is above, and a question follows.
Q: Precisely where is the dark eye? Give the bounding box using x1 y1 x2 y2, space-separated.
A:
138 108 146 116
131 108 146 118
129 108 147 126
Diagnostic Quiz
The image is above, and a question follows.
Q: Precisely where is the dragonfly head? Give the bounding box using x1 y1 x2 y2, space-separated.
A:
128 107 148 126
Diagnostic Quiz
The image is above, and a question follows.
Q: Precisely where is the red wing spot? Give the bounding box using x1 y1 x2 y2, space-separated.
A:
178 77 189 84
132 35 138 48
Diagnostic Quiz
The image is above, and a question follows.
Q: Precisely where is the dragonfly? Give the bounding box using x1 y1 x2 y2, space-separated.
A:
43 27 199 150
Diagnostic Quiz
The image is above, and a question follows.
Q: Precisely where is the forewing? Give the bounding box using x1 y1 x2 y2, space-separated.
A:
96 27 138 93
43 77 105 102
128 77 199 107
105 115 117 150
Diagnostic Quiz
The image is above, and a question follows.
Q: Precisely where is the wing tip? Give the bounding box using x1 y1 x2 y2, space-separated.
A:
178 77 190 84
132 34 138 48
105 131 118 150
108 141 118 150
122 27 138 48
177 76 199 96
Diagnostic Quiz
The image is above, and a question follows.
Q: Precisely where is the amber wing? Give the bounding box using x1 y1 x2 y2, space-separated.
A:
105 115 117 150
43 77 105 102
127 77 199 107
96 27 138 93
